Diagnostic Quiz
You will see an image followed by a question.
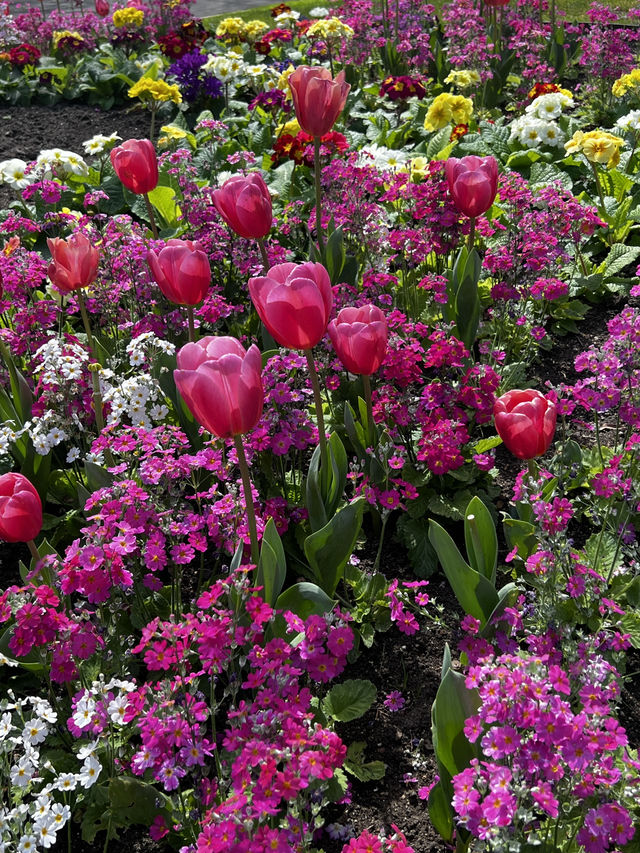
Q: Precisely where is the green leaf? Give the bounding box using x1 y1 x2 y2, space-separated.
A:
530 161 573 191
426 126 452 159
599 242 640 278
323 679 377 722
431 645 480 779
428 780 455 842
395 515 439 578
582 531 623 577
464 496 497 584
274 582 334 627
429 519 499 625
305 432 348 533
255 518 287 606
344 741 386 782
304 498 365 596
502 518 537 560
147 184 181 228
473 435 502 454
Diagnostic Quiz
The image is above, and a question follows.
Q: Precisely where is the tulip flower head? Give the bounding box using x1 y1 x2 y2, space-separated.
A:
328 305 388 375
174 336 263 439
445 155 498 219
147 239 211 306
0 473 43 543
211 173 273 240
248 262 333 351
493 389 557 460
47 232 99 293
288 65 351 138
95 0 109 15
110 138 158 195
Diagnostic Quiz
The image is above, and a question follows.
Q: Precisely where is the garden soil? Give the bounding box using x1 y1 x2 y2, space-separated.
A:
0 102 639 853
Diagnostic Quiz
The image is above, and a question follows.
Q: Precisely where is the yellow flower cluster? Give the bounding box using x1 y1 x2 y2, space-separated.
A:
306 18 354 40
128 78 182 105
424 93 473 131
444 69 481 89
215 16 246 40
565 130 624 168
52 30 84 47
276 118 301 136
112 7 144 27
612 68 640 98
245 20 269 40
158 124 189 147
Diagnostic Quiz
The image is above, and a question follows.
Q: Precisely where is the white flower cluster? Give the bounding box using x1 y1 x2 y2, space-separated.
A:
82 132 121 156
615 109 640 131
358 144 408 171
0 147 89 191
526 91 574 120
71 677 136 732
0 694 101 852
509 91 574 150
0 159 35 190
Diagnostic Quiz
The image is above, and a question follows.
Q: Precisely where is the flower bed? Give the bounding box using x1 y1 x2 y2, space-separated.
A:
0 0 640 851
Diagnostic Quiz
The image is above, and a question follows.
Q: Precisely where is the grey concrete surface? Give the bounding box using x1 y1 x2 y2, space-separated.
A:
13 0 269 19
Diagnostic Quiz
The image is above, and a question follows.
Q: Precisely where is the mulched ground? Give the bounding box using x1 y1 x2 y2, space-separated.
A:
1 101 639 853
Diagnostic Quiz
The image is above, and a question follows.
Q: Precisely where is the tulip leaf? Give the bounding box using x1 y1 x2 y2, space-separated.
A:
464 496 497 584
147 185 181 228
305 432 348 533
323 226 347 285
255 518 287 606
503 518 537 560
428 780 455 842
429 518 499 626
272 582 335 636
304 498 365 597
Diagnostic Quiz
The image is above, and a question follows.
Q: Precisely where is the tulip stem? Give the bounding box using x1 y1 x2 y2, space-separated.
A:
233 434 260 565
467 216 476 252
527 458 538 481
304 348 328 474
144 193 159 240
362 373 375 447
257 238 270 273
27 539 40 563
77 291 95 359
313 136 325 255
187 306 196 343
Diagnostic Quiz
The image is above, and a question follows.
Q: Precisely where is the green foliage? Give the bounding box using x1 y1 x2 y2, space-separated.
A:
344 741 386 782
323 679 377 722
304 498 365 596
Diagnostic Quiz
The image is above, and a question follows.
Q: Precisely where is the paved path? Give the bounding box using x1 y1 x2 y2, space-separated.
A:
15 0 268 19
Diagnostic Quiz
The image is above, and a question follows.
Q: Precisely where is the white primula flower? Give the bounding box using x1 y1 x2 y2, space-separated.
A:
55 773 77 793
107 695 128 725
46 427 68 447
309 6 330 16
82 132 121 155
78 755 102 788
18 836 37 853
33 814 57 849
616 109 640 131
0 158 36 189
72 696 96 730
359 144 407 171
77 739 99 760
31 793 51 820
0 711 13 738
525 92 573 120
36 149 89 179
10 756 35 788
66 447 81 463
50 803 70 831
22 718 48 746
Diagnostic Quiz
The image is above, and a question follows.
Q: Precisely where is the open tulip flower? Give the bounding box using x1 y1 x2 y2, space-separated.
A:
288 66 351 139
328 305 388 376
110 138 158 195
174 336 263 439
147 239 211 307
248 262 333 351
445 155 499 219
493 389 557 460
211 173 273 241
47 232 99 293
0 473 43 545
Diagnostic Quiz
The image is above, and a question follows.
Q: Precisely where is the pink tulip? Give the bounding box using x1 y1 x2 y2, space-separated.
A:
445 155 498 219
0 473 42 544
110 139 158 195
147 239 211 306
288 65 351 138
248 262 333 351
212 174 272 240
47 233 99 293
174 336 263 438
493 389 557 460
95 0 109 15
328 305 388 375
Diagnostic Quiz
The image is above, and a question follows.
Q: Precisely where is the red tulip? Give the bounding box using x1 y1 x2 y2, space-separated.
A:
174 336 263 438
493 389 557 460
248 262 333 350
147 239 211 306
0 473 43 543
445 155 498 219
288 65 351 138
328 305 388 375
110 139 158 195
484 0 509 6
211 174 272 240
95 0 110 15
47 233 99 293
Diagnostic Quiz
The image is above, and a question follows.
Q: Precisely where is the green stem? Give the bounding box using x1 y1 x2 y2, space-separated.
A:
527 458 538 481
144 193 158 240
304 348 328 473
314 136 325 255
362 373 375 447
467 216 476 252
187 305 196 343
257 238 270 272
27 539 40 563
77 291 95 359
590 160 606 213
374 513 389 571
233 434 259 564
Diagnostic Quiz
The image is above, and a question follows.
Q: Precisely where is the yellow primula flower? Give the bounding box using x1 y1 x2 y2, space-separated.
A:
306 18 354 40
52 30 84 48
160 124 187 139
244 20 269 40
128 78 182 105
424 93 473 132
444 69 480 89
410 156 429 180
215 16 247 40
565 130 624 168
276 118 301 136
612 68 640 98
449 94 473 125
112 7 144 27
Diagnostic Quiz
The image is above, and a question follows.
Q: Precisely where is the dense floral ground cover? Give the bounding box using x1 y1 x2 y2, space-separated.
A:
0 0 640 851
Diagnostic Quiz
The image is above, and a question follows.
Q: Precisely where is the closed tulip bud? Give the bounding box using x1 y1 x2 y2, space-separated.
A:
288 65 351 138
212 173 272 240
493 389 557 460
248 262 333 351
110 139 158 195
147 239 211 306
445 155 498 219
95 0 110 15
328 305 388 375
174 336 263 439
47 233 99 293
0 473 43 543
